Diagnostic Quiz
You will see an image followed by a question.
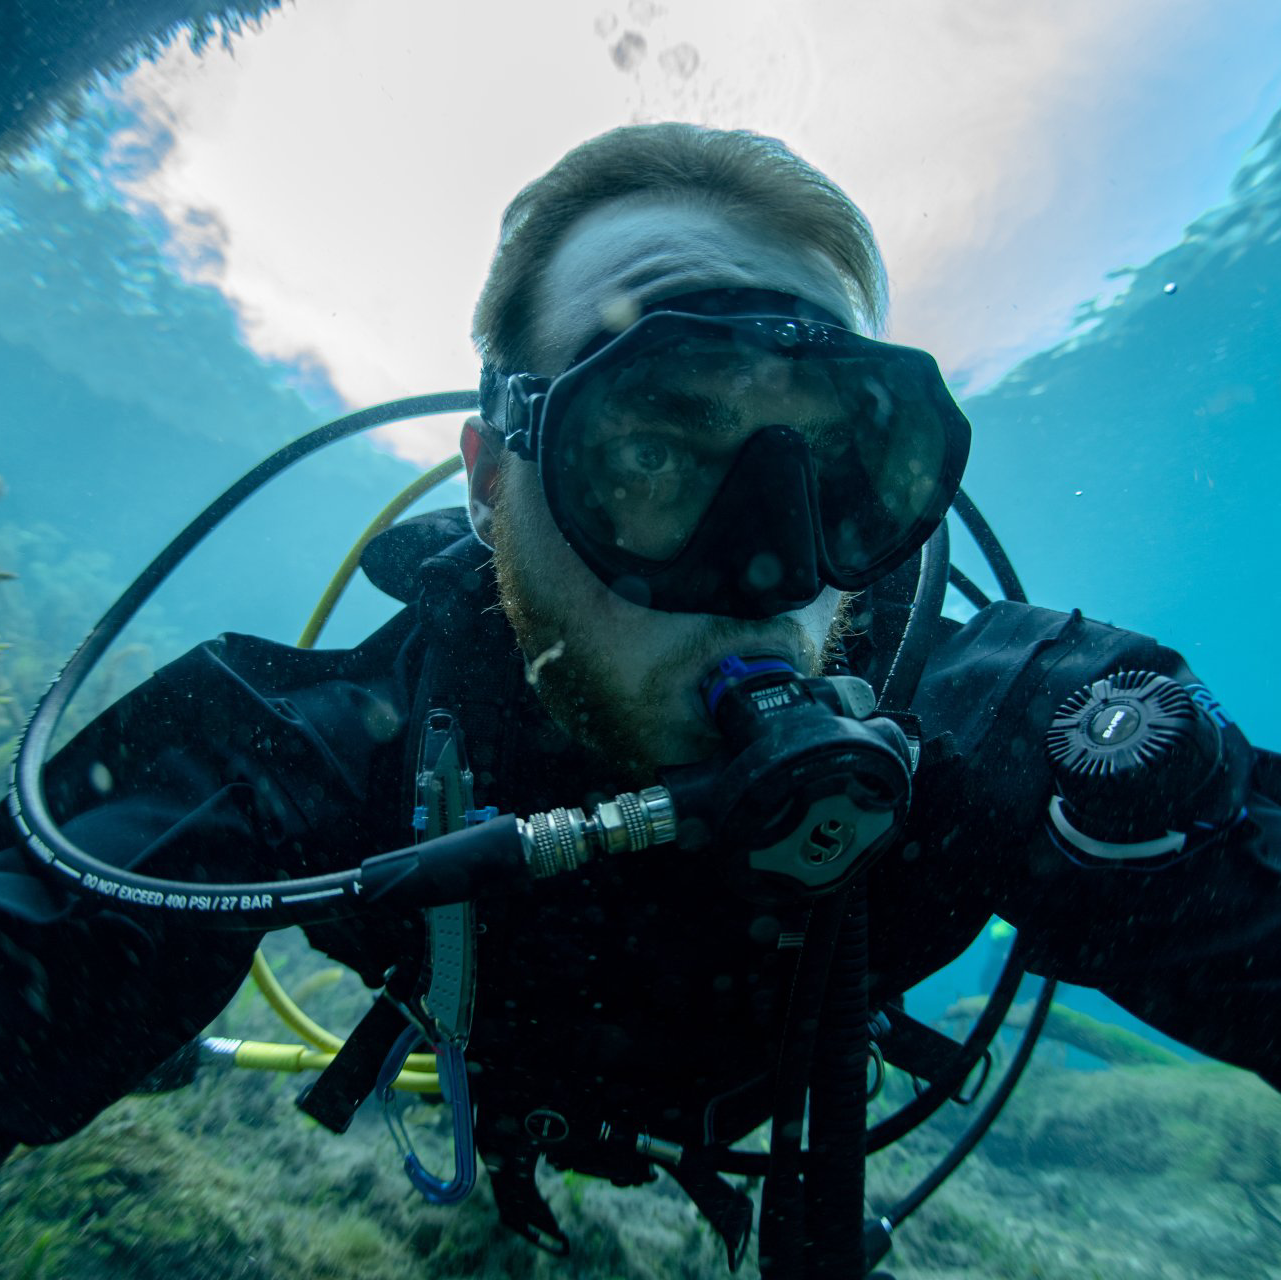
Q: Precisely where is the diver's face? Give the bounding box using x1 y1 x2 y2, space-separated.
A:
487 196 855 780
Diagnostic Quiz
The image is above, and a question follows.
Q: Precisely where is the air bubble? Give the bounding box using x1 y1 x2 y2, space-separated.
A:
658 42 699 79
610 30 647 70
746 552 783 591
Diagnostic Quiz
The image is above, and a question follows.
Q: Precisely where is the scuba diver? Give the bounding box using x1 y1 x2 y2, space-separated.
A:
3 123 1280 1279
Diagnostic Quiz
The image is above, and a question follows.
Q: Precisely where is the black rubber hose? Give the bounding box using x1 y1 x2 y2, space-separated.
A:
951 490 1027 604
10 393 479 927
947 564 992 612
867 937 1027 1151
803 878 870 1277
712 937 1031 1179
886 975 1057 1227
877 520 950 712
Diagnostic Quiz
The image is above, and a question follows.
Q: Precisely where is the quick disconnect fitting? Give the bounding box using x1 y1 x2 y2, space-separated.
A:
519 787 677 879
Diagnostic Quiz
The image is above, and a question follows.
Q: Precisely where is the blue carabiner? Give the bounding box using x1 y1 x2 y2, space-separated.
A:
377 1026 477 1206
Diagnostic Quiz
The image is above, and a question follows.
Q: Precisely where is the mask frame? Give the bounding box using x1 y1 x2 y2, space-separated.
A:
492 297 972 616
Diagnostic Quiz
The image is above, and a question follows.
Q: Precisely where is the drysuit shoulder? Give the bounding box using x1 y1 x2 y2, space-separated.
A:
359 506 486 603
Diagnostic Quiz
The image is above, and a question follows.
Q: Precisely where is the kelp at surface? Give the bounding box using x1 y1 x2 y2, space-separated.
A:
0 1 286 167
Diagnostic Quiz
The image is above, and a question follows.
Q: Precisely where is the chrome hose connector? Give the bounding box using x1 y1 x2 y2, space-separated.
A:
521 806 591 880
198 1037 242 1065
520 786 678 879
636 785 677 845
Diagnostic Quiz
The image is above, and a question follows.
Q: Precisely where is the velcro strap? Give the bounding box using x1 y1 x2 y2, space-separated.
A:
670 1153 754 1272
877 1006 966 1084
295 994 409 1134
486 1147 571 1256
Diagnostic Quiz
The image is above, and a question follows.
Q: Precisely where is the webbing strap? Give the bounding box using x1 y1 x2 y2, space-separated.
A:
486 1146 571 1256
670 1154 754 1271
296 993 414 1134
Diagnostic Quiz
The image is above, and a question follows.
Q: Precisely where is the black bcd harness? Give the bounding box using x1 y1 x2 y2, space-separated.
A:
295 509 1014 1274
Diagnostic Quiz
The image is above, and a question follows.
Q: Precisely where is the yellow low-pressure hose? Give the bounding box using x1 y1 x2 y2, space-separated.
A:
244 452 466 1092
249 950 343 1052
204 1037 440 1093
296 454 464 647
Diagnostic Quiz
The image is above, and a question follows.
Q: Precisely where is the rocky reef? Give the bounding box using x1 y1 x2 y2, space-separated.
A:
4 960 1280 1280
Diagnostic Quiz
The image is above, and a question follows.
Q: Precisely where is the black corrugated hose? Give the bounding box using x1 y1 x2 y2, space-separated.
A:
758 888 850 1277
801 520 951 1276
804 877 871 1276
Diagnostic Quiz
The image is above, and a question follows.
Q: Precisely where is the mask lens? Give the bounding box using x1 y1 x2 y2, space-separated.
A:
814 359 949 578
554 336 766 562
541 314 964 590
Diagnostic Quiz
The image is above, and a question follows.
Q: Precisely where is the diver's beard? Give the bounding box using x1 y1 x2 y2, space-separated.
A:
492 502 671 783
491 489 857 785
819 590 857 672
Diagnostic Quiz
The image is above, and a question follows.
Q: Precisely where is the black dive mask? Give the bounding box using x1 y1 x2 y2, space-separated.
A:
488 291 971 618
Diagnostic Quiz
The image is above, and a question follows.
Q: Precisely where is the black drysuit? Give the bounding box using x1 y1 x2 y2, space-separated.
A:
3 510 1280 1184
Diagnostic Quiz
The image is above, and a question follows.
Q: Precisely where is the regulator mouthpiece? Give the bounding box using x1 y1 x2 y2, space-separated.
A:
662 655 914 902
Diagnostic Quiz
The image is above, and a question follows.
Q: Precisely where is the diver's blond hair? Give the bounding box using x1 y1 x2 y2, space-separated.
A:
472 122 887 377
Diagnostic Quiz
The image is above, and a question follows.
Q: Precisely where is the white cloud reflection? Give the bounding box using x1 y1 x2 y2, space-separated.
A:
115 0 1281 464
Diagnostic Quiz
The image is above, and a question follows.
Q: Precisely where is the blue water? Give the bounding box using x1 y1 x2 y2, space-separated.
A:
3 91 1279 1080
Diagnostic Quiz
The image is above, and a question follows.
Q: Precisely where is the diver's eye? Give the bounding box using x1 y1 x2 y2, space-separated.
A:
609 436 679 476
